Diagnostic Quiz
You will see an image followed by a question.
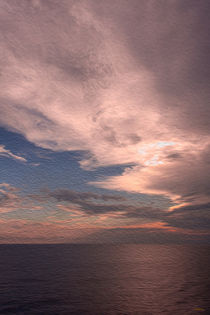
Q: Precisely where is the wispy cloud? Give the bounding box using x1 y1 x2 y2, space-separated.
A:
31 188 210 234
0 145 26 162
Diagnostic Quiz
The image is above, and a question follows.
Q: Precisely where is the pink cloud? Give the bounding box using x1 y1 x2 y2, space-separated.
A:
0 145 26 162
92 141 210 207
0 0 209 216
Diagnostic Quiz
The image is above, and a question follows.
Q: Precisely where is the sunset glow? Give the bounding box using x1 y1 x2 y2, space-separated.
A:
0 0 210 244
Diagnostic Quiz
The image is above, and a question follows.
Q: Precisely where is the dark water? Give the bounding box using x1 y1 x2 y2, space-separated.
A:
0 244 209 314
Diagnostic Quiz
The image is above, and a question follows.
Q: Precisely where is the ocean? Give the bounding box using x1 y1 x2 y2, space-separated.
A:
0 244 209 314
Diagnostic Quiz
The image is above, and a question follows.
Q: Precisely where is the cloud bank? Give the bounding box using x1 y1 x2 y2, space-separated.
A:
1 184 209 243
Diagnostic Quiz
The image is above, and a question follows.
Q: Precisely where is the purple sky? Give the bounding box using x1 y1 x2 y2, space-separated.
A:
0 0 210 243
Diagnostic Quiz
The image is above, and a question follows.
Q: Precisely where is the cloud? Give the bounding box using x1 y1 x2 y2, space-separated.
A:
164 202 210 231
92 141 210 206
0 0 165 162
0 184 209 242
1 217 209 244
37 188 163 218
26 187 169 228
0 0 209 211
47 188 126 203
1 216 209 244
0 183 21 212
45 188 210 232
0 183 19 191
0 145 26 162
0 183 42 214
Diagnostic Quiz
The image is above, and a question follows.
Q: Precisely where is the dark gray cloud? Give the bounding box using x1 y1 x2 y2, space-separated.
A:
164 202 210 231
166 215 210 231
46 188 210 232
78 202 163 217
28 187 210 232
48 188 126 203
46 188 160 216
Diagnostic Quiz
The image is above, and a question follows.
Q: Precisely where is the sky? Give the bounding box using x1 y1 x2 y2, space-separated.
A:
0 0 210 243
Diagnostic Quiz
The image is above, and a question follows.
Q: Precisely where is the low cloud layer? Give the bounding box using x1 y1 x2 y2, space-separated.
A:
28 187 210 233
0 184 209 242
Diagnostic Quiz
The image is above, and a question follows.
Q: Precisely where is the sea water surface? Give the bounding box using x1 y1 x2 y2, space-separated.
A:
0 244 209 314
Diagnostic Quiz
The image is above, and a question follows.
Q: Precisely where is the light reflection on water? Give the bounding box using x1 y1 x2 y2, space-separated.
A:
0 244 209 314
